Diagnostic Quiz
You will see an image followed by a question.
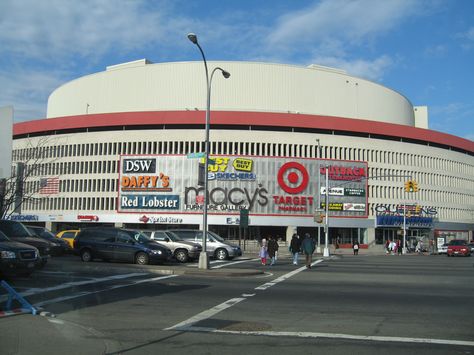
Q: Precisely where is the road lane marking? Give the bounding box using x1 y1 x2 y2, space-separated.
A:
0 272 149 302
165 297 246 331
255 259 324 290
204 329 474 347
211 258 260 269
34 275 178 307
166 258 325 331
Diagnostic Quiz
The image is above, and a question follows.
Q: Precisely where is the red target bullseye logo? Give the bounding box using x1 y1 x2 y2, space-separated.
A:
277 162 309 194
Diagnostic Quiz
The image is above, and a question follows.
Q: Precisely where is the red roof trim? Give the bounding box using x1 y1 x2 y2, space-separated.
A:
13 111 474 153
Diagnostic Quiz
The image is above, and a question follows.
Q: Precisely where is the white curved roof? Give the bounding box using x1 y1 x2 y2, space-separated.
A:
47 60 415 126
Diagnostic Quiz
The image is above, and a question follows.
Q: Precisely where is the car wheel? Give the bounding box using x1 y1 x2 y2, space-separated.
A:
175 249 189 263
81 249 93 262
215 248 228 261
135 252 149 265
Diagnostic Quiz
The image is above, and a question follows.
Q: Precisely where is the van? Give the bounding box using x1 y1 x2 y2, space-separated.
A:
168 229 242 260
74 227 172 265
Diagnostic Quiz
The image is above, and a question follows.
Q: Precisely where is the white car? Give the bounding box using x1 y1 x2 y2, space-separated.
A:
437 243 448 254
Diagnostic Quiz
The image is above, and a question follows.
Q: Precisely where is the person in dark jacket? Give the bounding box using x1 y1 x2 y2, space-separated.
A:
267 236 279 266
289 233 301 265
301 233 316 269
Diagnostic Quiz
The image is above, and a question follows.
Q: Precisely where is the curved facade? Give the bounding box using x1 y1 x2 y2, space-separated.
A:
11 60 474 248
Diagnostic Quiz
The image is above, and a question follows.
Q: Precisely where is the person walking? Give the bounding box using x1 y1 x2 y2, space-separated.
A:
268 236 279 266
289 233 301 265
259 237 268 265
301 233 316 269
352 240 359 255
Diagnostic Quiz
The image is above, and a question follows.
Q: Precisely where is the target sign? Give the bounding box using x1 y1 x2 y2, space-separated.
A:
277 162 309 194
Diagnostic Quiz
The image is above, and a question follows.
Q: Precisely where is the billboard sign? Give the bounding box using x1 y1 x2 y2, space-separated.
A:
117 155 368 218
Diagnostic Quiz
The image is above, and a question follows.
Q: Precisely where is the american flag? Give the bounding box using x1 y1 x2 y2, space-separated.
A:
39 177 60 195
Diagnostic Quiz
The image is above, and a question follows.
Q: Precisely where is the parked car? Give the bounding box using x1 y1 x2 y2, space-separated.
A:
468 242 474 253
26 225 72 256
447 239 471 257
73 227 172 265
56 229 80 249
168 229 242 260
437 243 448 255
0 230 39 277
142 230 202 263
0 220 52 268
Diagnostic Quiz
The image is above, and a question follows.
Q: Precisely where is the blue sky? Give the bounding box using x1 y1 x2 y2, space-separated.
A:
1 0 473 141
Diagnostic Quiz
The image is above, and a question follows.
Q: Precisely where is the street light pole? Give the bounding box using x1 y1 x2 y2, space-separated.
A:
188 33 230 270
323 165 330 257
316 139 321 254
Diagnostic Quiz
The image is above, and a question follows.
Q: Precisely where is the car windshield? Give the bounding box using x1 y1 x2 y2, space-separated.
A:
127 230 151 244
0 230 9 242
1 222 33 238
165 231 181 242
209 231 225 242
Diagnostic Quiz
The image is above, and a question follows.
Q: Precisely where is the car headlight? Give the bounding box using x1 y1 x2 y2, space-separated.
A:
151 250 162 255
1 251 16 259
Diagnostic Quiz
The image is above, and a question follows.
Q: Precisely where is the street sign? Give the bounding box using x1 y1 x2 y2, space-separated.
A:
187 152 206 159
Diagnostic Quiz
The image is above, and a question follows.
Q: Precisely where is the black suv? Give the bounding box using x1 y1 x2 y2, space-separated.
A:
74 227 172 265
27 225 71 256
0 220 51 268
0 230 39 277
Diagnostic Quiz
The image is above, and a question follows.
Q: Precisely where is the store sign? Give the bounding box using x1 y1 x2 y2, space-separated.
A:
118 155 368 217
375 204 437 216
77 215 99 222
122 158 156 173
8 214 39 221
376 215 433 228
139 215 183 224
120 195 179 210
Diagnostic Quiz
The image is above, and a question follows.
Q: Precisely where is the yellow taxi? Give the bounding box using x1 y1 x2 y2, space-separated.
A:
56 229 80 249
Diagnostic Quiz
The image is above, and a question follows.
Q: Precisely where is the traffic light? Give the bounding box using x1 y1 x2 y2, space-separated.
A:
404 180 413 192
240 208 249 228
314 214 325 224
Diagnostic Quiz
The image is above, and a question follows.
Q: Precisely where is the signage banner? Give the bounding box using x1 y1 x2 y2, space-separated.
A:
118 155 368 217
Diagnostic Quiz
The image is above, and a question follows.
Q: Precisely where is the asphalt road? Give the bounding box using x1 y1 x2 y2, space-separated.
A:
1 253 473 355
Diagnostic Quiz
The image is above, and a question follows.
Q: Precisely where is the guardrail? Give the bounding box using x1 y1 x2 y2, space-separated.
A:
0 280 38 316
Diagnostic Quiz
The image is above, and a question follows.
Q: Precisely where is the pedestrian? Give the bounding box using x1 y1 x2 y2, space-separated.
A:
352 240 359 255
289 233 301 265
416 240 424 255
301 233 315 269
384 240 390 254
268 236 279 266
259 237 268 265
397 239 402 255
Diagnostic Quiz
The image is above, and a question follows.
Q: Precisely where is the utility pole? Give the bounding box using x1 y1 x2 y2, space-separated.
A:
323 165 330 257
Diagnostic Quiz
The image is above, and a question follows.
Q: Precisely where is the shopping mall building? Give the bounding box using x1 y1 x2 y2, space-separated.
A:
10 60 474 250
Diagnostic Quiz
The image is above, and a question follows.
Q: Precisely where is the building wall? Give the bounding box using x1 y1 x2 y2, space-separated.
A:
12 127 474 227
47 61 415 126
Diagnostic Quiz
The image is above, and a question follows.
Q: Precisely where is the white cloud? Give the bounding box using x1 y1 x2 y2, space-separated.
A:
310 55 393 81
430 102 474 140
0 68 66 121
0 0 189 63
268 0 422 50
